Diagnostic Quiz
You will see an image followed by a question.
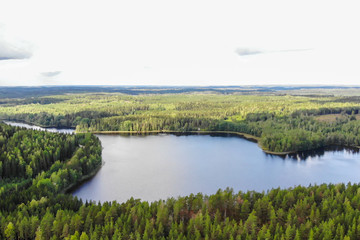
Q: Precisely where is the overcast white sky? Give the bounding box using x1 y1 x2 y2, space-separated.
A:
0 0 359 86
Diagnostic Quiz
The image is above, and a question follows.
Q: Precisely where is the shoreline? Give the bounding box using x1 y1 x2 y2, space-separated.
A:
81 130 360 156
3 119 358 156
61 161 104 194
80 129 297 155
87 129 259 140
0 119 75 130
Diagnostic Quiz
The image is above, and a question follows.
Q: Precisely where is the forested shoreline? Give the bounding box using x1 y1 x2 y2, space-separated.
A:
1 92 360 153
2 124 360 239
0 123 102 209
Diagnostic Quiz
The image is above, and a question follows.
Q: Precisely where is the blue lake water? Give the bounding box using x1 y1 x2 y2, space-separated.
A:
71 133 360 203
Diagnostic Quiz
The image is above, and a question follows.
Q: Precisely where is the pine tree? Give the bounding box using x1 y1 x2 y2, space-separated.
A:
5 222 16 240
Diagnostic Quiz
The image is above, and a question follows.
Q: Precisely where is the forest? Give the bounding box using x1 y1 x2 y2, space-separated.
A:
3 86 356 99
1 89 360 153
2 123 360 239
0 123 102 210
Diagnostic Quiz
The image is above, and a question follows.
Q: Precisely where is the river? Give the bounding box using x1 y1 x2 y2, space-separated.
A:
4 121 360 203
3 120 75 134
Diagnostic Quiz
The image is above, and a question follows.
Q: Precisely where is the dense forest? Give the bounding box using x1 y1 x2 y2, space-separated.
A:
1 91 360 153
2 123 360 239
0 123 102 210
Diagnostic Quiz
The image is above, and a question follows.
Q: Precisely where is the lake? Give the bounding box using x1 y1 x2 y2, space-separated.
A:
72 133 360 203
4 121 360 203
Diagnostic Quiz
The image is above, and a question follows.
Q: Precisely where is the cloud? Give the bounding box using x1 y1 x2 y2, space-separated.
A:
41 71 62 77
235 48 263 56
0 38 33 60
235 48 312 57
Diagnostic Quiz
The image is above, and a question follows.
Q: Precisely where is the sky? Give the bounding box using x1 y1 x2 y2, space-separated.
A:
0 0 359 86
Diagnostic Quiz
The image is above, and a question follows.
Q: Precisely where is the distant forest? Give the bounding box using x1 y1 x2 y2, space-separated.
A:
1 86 360 153
1 85 360 98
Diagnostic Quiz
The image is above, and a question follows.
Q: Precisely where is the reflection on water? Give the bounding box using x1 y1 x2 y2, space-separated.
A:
273 145 360 161
71 134 360 203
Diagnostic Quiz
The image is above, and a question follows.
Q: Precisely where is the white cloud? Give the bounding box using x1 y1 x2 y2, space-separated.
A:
0 0 359 86
0 39 32 60
41 71 61 77
234 48 312 57
0 26 33 61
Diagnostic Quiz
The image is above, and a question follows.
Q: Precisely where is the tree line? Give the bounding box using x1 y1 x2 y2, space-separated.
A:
2 93 360 153
74 111 360 153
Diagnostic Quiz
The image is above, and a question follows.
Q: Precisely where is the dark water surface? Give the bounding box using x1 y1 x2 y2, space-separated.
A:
71 134 360 203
